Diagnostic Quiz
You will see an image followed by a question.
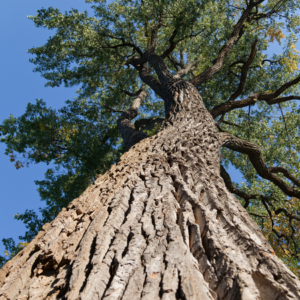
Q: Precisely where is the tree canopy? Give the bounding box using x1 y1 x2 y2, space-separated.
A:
1 0 300 275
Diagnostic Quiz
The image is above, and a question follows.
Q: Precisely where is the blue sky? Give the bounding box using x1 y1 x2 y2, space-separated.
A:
0 1 93 255
0 1 299 256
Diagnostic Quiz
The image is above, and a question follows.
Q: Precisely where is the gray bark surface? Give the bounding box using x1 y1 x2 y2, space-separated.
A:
1 81 300 300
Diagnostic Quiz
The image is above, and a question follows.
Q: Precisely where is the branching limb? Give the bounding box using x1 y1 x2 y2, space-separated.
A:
160 26 180 59
167 51 187 72
228 39 258 101
210 80 300 118
147 19 163 53
97 32 143 56
259 75 300 101
126 54 171 94
220 165 300 232
123 87 145 97
138 64 164 98
190 0 264 87
220 132 300 199
221 165 300 224
104 107 124 113
174 56 203 79
267 95 300 105
250 0 288 22
161 29 204 59
142 53 173 86
126 56 164 99
269 167 300 187
117 87 149 150
167 55 179 71
220 165 257 208
259 196 300 261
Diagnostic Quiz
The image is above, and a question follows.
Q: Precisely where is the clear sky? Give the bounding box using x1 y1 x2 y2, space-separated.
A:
0 1 93 255
0 1 298 256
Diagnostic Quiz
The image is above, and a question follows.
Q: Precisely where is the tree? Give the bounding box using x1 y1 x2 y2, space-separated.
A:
1 0 300 298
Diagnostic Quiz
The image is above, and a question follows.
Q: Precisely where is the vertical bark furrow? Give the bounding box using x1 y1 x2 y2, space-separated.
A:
101 181 149 299
140 167 167 300
77 187 133 300
66 206 110 300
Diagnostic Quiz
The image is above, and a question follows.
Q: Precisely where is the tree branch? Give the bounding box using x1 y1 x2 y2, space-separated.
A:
97 32 143 56
138 63 164 99
143 53 173 87
221 164 300 224
210 77 300 118
167 55 180 71
117 87 149 150
221 120 241 127
228 39 258 101
104 107 124 113
220 132 300 199
269 167 300 187
160 26 180 59
190 1 264 87
160 29 203 59
220 165 257 208
123 87 145 97
147 18 163 53
174 56 203 79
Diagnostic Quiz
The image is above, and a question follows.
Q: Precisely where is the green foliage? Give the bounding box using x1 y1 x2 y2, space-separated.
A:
144 121 162 137
0 239 29 268
0 95 126 240
1 0 300 274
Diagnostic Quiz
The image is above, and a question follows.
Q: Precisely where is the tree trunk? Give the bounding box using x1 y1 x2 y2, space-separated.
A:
1 81 300 300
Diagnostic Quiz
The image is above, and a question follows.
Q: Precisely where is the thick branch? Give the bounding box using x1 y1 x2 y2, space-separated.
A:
117 88 149 150
221 120 241 127
123 87 145 97
190 1 264 87
220 165 257 208
269 166 300 188
256 74 300 102
143 53 173 87
147 20 163 53
174 56 203 79
220 132 300 199
167 55 180 71
211 90 300 118
250 0 288 22
138 64 164 99
160 27 179 59
228 39 258 101
126 56 166 99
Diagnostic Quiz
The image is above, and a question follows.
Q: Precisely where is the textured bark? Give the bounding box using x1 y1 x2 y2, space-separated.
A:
1 81 300 300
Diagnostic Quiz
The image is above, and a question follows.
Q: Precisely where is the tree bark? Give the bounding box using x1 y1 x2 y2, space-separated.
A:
1 81 300 300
